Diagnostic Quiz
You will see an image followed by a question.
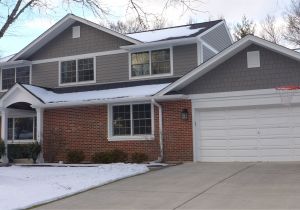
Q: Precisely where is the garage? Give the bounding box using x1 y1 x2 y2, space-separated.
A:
194 105 300 162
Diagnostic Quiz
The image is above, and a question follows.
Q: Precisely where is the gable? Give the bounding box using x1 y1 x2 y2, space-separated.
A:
29 21 133 60
181 44 300 94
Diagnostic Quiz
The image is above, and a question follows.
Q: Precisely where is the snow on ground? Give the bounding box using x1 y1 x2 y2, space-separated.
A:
23 83 170 104
0 163 148 210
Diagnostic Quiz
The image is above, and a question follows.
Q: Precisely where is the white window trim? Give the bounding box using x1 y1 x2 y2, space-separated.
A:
59 56 96 86
129 47 173 80
7 116 36 143
107 103 155 141
0 65 32 92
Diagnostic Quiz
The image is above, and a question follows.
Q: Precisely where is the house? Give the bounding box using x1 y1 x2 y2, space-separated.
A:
1 13 300 163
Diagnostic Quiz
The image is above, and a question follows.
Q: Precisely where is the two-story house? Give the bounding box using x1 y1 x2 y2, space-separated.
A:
2 13 300 163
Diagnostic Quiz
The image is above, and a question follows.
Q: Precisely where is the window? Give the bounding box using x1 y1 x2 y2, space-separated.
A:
1 66 30 90
8 117 36 141
72 26 80 38
111 103 152 138
131 48 171 78
247 51 260 68
60 58 95 85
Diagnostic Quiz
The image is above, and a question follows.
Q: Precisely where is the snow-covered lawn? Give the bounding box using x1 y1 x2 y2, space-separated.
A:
0 163 149 210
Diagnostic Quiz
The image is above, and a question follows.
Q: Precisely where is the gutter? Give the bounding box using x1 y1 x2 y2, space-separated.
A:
151 99 164 162
32 94 187 109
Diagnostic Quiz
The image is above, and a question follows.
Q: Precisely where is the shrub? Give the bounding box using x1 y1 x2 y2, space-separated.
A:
8 144 32 162
67 150 85 164
131 152 148 163
0 140 5 157
92 149 128 163
29 142 41 163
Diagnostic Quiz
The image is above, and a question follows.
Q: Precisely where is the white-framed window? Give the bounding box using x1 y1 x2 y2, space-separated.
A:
8 117 37 142
108 103 154 141
1 66 31 91
59 57 96 85
130 47 173 79
247 51 260 68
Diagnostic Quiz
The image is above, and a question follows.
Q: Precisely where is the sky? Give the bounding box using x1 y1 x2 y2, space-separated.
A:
0 0 292 57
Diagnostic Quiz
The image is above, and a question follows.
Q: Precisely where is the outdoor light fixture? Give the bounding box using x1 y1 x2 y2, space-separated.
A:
181 109 188 120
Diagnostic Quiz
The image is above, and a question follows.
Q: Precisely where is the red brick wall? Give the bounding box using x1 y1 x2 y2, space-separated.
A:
43 100 193 162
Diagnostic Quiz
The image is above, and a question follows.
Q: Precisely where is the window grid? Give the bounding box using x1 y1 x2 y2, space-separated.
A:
60 58 95 85
112 104 152 137
1 66 30 90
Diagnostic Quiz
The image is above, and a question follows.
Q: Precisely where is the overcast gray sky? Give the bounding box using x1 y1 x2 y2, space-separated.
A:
0 0 292 57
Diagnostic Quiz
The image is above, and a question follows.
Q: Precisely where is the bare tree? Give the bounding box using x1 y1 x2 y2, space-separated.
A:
260 15 282 44
0 0 203 39
233 15 256 41
284 0 300 46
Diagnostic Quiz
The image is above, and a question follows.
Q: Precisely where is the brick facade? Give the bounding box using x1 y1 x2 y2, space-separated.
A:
43 100 193 162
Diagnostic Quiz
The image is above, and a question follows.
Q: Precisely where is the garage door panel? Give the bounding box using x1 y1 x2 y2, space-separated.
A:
196 105 300 162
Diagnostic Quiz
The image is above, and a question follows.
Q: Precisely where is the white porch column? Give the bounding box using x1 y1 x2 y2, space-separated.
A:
36 108 44 163
1 108 8 163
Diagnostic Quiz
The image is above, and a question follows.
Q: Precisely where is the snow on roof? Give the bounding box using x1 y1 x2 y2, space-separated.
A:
127 25 205 42
0 54 15 63
23 83 170 104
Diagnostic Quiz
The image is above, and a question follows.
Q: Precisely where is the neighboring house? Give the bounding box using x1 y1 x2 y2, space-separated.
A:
1 13 299 163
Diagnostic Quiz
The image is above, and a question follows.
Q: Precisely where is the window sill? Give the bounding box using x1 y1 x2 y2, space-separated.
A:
8 140 37 144
108 135 154 142
58 80 96 87
130 73 173 80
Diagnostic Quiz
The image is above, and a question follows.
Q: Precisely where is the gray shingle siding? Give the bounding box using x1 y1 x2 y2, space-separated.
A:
201 23 232 52
32 62 58 88
29 22 132 60
181 44 300 94
173 44 198 76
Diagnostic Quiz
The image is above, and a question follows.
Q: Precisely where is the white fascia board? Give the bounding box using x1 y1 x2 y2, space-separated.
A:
33 94 186 109
0 60 32 68
120 37 198 51
223 21 234 44
156 35 300 96
200 39 219 54
197 20 224 39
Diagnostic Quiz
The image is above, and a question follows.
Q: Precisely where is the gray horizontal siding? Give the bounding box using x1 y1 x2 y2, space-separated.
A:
30 22 132 60
96 53 129 83
173 44 198 76
203 45 216 62
31 62 58 88
201 24 232 52
182 44 300 94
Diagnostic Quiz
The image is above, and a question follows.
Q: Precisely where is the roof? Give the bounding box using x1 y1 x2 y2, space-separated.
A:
127 20 223 43
10 14 142 61
21 83 170 104
0 54 15 63
157 35 300 96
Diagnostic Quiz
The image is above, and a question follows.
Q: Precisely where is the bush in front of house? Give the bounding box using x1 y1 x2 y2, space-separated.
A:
0 140 5 157
8 144 32 162
92 149 128 163
29 142 41 163
66 150 85 164
131 152 148 163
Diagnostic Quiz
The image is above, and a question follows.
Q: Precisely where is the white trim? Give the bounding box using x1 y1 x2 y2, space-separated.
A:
107 102 155 141
0 65 32 92
11 14 141 61
223 21 234 44
200 39 219 54
58 57 96 86
156 35 300 96
129 47 173 80
31 49 127 65
197 41 203 65
197 21 225 39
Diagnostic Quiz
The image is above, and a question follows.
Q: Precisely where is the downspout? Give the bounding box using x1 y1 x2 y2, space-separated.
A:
151 99 163 162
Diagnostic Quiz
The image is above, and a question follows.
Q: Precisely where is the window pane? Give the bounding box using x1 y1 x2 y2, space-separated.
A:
132 104 152 135
151 49 170 75
2 68 15 90
61 60 76 83
113 105 131 136
131 52 150 76
14 118 34 140
16 66 30 84
78 58 94 82
8 118 13 140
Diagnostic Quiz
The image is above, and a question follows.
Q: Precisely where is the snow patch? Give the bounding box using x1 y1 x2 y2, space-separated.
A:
127 26 205 42
23 83 170 104
0 164 148 210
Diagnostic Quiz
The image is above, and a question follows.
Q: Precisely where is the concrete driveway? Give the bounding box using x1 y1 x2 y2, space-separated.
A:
33 162 300 209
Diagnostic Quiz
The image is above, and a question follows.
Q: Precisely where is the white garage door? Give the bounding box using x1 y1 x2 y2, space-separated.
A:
195 106 300 161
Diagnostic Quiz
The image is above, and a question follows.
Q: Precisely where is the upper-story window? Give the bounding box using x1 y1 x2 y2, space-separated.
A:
131 48 172 78
60 57 95 85
2 66 30 90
